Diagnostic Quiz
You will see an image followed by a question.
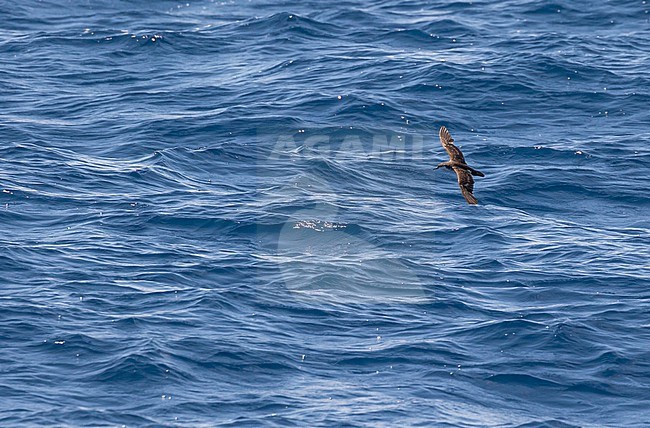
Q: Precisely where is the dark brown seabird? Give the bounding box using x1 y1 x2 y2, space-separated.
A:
434 126 485 205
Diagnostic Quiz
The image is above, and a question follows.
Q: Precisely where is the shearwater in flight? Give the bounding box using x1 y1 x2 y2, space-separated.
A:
434 126 485 205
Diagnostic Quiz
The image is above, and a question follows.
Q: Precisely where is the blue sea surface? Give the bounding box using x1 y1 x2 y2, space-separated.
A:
1 0 650 426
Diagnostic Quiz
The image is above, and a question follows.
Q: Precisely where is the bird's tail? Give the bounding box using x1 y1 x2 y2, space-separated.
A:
456 164 485 177
467 166 484 177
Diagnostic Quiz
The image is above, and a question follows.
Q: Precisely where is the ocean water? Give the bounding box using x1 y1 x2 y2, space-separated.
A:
1 0 650 426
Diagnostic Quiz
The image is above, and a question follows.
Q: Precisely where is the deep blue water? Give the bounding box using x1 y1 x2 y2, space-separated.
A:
1 0 650 426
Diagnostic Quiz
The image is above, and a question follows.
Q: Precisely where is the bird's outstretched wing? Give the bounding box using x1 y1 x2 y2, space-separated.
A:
439 126 466 163
453 166 478 205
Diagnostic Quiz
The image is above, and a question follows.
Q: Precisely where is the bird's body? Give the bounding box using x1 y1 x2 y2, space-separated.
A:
435 126 484 205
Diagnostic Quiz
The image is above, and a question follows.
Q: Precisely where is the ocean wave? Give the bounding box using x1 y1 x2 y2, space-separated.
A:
2 0 650 426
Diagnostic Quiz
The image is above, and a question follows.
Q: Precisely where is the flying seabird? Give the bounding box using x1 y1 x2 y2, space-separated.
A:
434 126 485 205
